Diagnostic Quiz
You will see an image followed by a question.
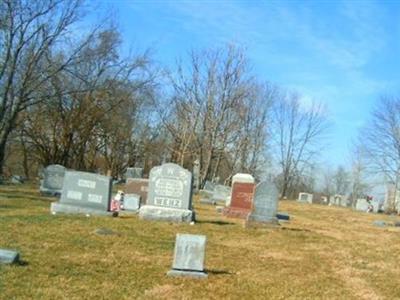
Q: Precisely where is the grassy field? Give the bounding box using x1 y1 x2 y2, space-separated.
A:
1 184 400 299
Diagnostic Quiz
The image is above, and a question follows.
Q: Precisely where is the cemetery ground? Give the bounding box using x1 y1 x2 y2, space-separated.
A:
1 185 400 300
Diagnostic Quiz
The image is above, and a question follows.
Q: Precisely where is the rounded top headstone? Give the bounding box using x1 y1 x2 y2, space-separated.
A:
232 173 255 185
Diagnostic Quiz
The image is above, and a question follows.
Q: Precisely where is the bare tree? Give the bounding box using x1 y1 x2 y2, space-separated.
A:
333 165 350 195
359 95 400 211
0 0 100 176
349 145 370 207
271 92 329 198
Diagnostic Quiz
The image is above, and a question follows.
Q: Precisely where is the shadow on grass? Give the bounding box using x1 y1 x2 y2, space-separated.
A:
280 227 312 233
17 260 29 266
196 220 235 226
206 269 234 276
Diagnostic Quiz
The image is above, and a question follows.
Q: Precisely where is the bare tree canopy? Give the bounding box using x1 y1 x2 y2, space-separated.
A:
271 92 329 198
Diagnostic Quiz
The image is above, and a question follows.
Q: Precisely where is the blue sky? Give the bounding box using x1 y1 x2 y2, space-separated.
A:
97 0 400 167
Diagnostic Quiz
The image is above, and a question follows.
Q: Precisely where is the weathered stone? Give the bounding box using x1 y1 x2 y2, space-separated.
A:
355 198 370 212
94 228 117 235
0 249 20 264
125 167 143 179
212 185 230 204
372 220 386 227
51 171 112 216
246 181 279 227
167 234 207 278
139 206 193 222
40 164 66 196
298 193 313 204
11 175 24 184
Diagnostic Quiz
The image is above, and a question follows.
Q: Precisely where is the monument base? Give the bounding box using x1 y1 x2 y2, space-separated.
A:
167 269 208 279
139 205 194 223
245 214 280 228
223 207 251 219
50 202 113 216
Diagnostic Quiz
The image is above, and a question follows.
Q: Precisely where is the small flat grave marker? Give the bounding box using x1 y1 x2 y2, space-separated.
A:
167 234 207 278
0 249 20 265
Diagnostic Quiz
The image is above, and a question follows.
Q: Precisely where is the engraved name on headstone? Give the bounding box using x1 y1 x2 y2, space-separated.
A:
139 163 194 222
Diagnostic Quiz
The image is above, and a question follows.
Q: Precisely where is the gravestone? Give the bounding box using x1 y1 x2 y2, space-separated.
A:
355 198 370 212
125 167 143 179
297 192 313 204
139 163 194 223
167 234 207 278
199 181 216 205
223 173 255 219
371 199 382 213
11 175 24 184
0 249 20 264
246 181 279 227
125 178 149 204
40 164 66 196
50 171 113 216
212 184 231 204
123 193 140 211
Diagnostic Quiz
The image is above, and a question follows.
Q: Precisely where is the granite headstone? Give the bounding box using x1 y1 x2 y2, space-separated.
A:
50 171 113 216
139 163 194 223
246 181 279 227
223 173 255 218
125 178 149 204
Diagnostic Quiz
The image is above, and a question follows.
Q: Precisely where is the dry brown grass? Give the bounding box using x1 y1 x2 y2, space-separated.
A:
1 184 400 299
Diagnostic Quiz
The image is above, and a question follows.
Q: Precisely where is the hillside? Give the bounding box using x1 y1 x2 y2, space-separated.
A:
1 184 400 299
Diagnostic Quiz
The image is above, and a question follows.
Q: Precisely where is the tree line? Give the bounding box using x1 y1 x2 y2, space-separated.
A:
3 0 396 202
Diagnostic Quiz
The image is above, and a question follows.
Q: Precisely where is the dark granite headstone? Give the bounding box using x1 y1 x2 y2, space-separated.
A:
223 174 255 219
125 178 149 204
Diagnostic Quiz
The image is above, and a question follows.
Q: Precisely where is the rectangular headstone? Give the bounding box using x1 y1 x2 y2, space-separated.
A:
125 178 149 204
246 181 279 226
0 249 20 264
355 198 370 212
167 234 207 278
298 193 313 204
40 164 66 196
125 167 143 179
51 171 112 215
224 174 255 219
139 163 194 223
